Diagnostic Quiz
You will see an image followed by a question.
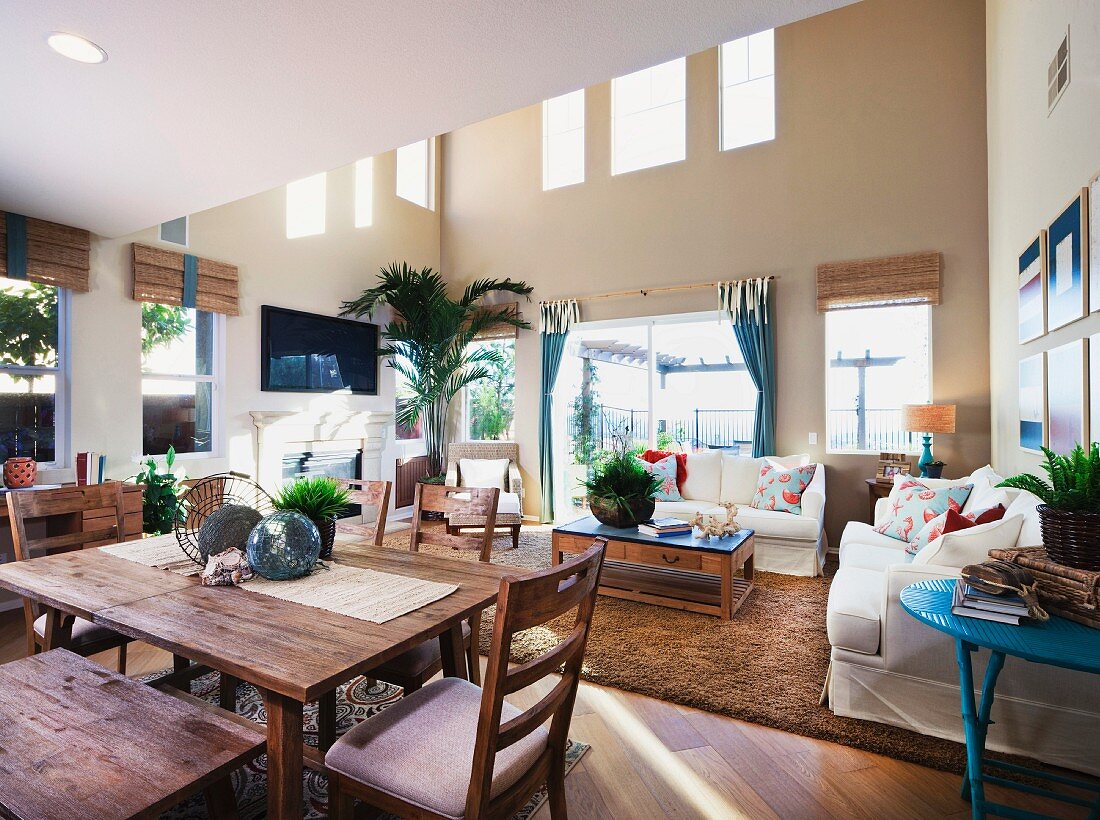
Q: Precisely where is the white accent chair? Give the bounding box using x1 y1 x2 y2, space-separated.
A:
445 442 524 549
825 466 1100 775
651 451 827 576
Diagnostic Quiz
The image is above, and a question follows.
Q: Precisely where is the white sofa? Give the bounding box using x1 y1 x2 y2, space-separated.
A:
651 451 827 576
825 466 1100 775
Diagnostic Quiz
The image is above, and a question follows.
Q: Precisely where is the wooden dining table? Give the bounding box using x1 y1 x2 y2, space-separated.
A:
0 540 517 819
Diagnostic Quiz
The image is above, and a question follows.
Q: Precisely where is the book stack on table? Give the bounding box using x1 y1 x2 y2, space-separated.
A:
637 517 693 538
951 581 1030 625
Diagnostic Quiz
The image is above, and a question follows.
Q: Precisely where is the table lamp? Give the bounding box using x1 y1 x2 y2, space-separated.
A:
903 404 956 477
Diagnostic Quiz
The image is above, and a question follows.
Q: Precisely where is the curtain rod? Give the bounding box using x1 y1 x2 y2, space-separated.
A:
543 276 776 304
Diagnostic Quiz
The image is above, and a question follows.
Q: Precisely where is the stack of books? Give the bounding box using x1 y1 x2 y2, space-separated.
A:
75 452 106 486
637 517 692 538
951 581 1030 624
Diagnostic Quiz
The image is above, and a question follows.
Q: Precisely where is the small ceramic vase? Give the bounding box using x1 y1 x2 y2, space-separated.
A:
3 457 37 489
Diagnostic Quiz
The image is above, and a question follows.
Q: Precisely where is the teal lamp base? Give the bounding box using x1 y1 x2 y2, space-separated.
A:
917 434 934 477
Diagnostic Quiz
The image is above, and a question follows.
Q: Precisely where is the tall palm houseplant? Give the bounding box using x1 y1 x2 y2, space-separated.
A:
341 263 532 477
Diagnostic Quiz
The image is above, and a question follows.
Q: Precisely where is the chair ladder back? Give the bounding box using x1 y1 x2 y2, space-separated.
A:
409 483 499 562
464 539 606 819
336 479 391 546
6 483 126 562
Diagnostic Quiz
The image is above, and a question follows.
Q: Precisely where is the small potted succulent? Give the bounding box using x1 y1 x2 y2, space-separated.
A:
581 439 662 529
271 476 350 560
999 444 1100 571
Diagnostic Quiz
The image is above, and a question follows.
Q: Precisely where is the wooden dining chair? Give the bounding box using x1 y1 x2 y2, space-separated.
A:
326 538 607 820
317 483 499 752
6 483 132 672
335 478 391 545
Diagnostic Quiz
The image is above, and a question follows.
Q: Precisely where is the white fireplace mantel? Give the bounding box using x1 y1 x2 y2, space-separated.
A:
250 409 393 488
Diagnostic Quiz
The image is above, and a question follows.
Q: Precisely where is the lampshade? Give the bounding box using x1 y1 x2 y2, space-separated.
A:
902 404 956 434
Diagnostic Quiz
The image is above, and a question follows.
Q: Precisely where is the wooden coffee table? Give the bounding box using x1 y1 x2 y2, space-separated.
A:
552 516 754 619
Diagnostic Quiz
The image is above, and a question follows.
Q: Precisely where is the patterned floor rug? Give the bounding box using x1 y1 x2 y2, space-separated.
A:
150 671 588 819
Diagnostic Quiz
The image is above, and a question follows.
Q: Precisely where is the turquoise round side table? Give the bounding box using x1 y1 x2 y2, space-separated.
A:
900 578 1100 820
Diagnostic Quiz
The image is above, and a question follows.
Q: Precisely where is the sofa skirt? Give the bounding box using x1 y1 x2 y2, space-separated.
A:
753 533 827 576
828 658 1100 776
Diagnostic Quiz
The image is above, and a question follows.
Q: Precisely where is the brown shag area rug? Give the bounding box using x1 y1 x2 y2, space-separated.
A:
382 524 1040 777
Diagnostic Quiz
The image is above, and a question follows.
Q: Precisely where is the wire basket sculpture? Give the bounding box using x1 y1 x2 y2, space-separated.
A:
174 472 275 566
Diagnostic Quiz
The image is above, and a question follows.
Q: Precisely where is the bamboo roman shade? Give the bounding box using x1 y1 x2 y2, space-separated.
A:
816 251 941 312
472 302 522 341
132 243 240 315
0 212 91 292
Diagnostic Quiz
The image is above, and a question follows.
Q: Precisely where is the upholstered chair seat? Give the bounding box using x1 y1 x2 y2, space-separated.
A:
326 677 548 819
32 613 119 648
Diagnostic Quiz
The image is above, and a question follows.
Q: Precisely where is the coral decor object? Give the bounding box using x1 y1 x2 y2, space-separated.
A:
690 503 741 540
200 547 254 587
2 457 36 489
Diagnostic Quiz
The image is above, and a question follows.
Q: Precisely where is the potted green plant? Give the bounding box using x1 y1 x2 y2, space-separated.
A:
131 446 186 535
582 441 663 529
998 443 1100 570
341 262 532 477
271 476 351 560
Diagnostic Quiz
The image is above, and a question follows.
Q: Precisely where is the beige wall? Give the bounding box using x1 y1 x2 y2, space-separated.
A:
987 1 1100 477
440 0 991 545
63 150 439 491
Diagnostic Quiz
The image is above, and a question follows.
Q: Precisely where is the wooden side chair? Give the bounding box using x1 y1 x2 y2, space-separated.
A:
335 478 391 545
326 538 607 820
0 647 264 820
6 483 132 672
317 484 499 752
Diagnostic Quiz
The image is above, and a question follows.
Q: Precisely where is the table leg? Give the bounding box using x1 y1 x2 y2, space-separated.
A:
263 689 303 820
955 639 996 819
318 689 337 752
440 622 469 680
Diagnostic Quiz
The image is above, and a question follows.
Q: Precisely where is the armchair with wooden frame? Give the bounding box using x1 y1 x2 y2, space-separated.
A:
5 483 133 672
326 538 607 819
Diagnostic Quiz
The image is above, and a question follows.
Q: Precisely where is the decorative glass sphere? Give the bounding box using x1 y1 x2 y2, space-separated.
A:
246 512 321 581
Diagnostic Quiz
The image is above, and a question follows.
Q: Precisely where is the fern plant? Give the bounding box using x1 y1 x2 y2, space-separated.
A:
272 476 351 521
998 443 1100 513
582 439 662 513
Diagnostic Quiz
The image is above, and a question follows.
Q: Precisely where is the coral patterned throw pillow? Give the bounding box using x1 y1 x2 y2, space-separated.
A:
750 463 817 515
875 479 974 543
635 455 683 501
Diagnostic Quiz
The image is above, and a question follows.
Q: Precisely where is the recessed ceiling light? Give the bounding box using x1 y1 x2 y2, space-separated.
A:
47 32 107 64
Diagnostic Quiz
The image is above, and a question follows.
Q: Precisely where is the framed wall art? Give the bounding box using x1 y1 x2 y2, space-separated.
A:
1047 191 1088 330
1090 172 1099 313
1091 333 1100 446
1019 353 1046 453
1047 339 1086 453
1018 232 1046 343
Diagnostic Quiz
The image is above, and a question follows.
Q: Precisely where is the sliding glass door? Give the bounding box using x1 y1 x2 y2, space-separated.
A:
552 312 754 521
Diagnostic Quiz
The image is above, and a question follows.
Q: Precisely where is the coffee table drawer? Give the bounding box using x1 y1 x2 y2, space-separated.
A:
624 543 704 571
556 534 625 559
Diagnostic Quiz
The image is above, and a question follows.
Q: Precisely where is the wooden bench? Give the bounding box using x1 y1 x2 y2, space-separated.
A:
0 649 265 820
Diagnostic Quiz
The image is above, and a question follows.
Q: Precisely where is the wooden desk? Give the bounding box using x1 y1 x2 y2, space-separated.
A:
0 543 515 820
866 478 892 524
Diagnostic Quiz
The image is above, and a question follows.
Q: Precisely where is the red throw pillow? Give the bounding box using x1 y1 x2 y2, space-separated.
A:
641 450 688 493
942 504 1007 535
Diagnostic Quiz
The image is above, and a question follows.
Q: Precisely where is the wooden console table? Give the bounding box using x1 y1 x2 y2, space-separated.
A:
552 516 754 620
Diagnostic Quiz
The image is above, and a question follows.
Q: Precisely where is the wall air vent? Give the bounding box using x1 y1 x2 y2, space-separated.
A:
1048 27 1070 115
159 215 189 247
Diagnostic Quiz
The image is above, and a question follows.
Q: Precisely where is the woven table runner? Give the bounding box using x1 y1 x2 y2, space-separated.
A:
99 535 459 624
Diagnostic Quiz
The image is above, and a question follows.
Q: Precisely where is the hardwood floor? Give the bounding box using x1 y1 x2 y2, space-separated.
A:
0 610 1082 819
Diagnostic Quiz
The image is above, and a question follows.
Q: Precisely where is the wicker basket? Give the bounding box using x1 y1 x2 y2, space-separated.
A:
1038 505 1100 571
989 546 1100 628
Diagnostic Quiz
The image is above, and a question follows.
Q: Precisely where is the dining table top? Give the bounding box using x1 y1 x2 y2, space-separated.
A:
0 542 517 702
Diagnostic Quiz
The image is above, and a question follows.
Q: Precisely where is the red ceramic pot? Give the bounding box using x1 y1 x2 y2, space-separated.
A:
3 457 37 489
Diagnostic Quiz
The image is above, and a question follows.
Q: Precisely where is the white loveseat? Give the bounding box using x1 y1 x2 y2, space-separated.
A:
825 466 1100 775
651 451 827 576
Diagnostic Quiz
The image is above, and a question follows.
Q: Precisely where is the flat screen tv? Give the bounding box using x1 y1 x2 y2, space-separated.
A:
261 305 378 394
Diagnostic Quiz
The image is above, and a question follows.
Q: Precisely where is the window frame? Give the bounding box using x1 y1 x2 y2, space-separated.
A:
824 304 932 455
140 306 225 460
719 29 776 152
611 57 687 176
0 284 70 469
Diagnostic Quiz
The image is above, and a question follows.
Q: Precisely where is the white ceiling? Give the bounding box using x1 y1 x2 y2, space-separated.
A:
1 0 855 238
